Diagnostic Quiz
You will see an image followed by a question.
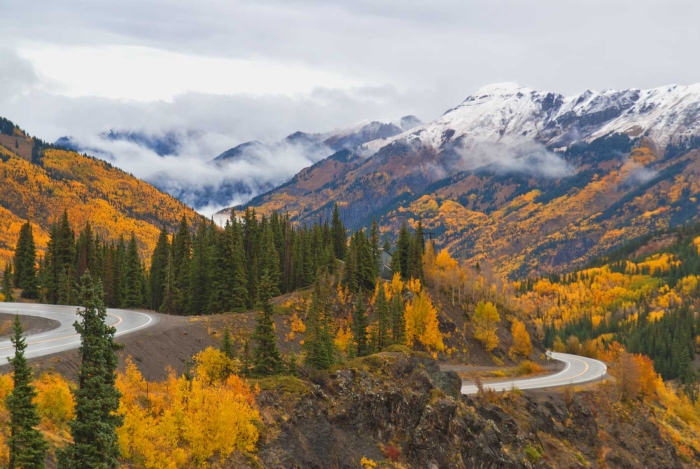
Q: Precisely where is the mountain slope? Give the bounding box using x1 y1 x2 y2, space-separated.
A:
0 118 202 264
234 83 700 278
56 116 422 212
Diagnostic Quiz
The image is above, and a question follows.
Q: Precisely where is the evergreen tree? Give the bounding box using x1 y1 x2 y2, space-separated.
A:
369 217 382 273
123 234 143 308
58 271 124 469
13 222 39 299
251 273 285 376
391 222 411 279
219 327 236 378
47 211 76 304
220 327 235 359
353 296 369 357
6 315 48 469
375 284 391 349
303 277 335 369
260 223 282 296
149 227 170 311
241 340 252 378
3 263 13 302
390 294 406 345
170 217 192 315
187 222 210 315
331 203 347 260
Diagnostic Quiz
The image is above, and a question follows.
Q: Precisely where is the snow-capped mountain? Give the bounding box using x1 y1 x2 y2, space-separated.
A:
362 82 700 155
211 116 422 165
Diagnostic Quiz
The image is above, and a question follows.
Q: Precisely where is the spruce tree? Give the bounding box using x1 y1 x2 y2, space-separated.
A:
375 284 391 349
7 315 48 469
369 217 382 273
390 294 406 345
251 273 285 376
220 327 235 359
303 277 335 369
353 296 369 357
14 222 39 299
149 227 170 311
123 234 143 308
331 203 347 260
391 222 411 279
58 271 124 469
3 263 13 302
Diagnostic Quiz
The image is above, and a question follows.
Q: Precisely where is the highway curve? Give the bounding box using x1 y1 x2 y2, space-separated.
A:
461 352 608 394
0 303 159 360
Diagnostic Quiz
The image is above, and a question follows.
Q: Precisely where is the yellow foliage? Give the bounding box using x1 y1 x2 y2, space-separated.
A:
509 320 532 358
286 312 306 342
360 457 378 468
193 347 238 385
404 291 444 352
0 145 201 264
473 301 500 352
334 325 354 355
117 358 260 468
34 372 74 431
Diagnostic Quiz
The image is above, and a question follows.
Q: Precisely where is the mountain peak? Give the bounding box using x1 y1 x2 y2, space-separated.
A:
472 82 531 96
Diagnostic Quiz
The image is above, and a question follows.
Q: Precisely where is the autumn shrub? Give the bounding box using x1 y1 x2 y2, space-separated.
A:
516 360 543 376
524 444 544 463
383 444 401 462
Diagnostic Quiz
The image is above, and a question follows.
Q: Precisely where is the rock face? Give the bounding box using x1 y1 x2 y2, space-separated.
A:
236 351 685 469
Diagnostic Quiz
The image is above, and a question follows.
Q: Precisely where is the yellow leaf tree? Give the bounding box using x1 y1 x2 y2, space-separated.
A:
473 301 500 352
509 320 532 358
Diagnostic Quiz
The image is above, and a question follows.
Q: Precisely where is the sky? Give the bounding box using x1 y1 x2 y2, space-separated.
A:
1 0 699 213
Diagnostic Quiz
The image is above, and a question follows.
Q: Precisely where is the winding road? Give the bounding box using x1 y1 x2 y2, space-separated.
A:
0 303 159 360
461 352 608 394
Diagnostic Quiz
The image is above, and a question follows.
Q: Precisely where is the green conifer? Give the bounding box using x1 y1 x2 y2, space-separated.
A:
7 315 48 469
251 273 285 376
58 271 124 469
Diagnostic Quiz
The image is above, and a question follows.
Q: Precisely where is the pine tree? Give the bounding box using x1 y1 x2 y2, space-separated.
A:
3 263 13 302
369 217 382 274
391 222 411 279
260 223 282 296
303 277 335 369
375 284 391 349
149 227 170 311
331 203 347 260
123 234 143 308
187 222 210 315
7 315 48 469
353 296 369 357
251 273 285 377
58 271 124 469
390 294 406 345
220 327 235 359
47 211 76 304
14 222 39 299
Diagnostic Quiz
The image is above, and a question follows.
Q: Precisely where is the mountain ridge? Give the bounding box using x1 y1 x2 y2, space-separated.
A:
230 82 700 278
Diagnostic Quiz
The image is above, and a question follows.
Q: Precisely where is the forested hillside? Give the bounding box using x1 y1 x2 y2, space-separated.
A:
517 223 700 389
0 117 201 264
236 130 700 278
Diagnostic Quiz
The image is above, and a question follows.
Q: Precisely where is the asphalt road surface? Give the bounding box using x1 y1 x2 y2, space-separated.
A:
461 352 608 394
0 303 159 360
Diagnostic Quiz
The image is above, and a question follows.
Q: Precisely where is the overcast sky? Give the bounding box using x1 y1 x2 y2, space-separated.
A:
1 0 699 213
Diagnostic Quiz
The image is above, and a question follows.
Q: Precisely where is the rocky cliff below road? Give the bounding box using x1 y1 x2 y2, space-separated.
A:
230 348 687 469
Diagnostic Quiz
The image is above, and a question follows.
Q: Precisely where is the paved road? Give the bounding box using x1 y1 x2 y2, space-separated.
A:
0 303 159 360
461 352 608 394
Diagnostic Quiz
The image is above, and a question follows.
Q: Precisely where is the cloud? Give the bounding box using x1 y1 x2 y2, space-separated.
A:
457 140 574 178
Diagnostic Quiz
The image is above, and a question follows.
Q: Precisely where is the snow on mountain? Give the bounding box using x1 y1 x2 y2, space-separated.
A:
362 83 700 156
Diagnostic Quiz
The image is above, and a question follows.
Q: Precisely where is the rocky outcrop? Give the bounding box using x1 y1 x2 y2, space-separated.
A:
235 350 687 468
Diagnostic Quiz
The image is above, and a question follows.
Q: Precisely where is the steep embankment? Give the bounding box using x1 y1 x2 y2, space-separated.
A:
238 350 686 468
0 117 202 263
